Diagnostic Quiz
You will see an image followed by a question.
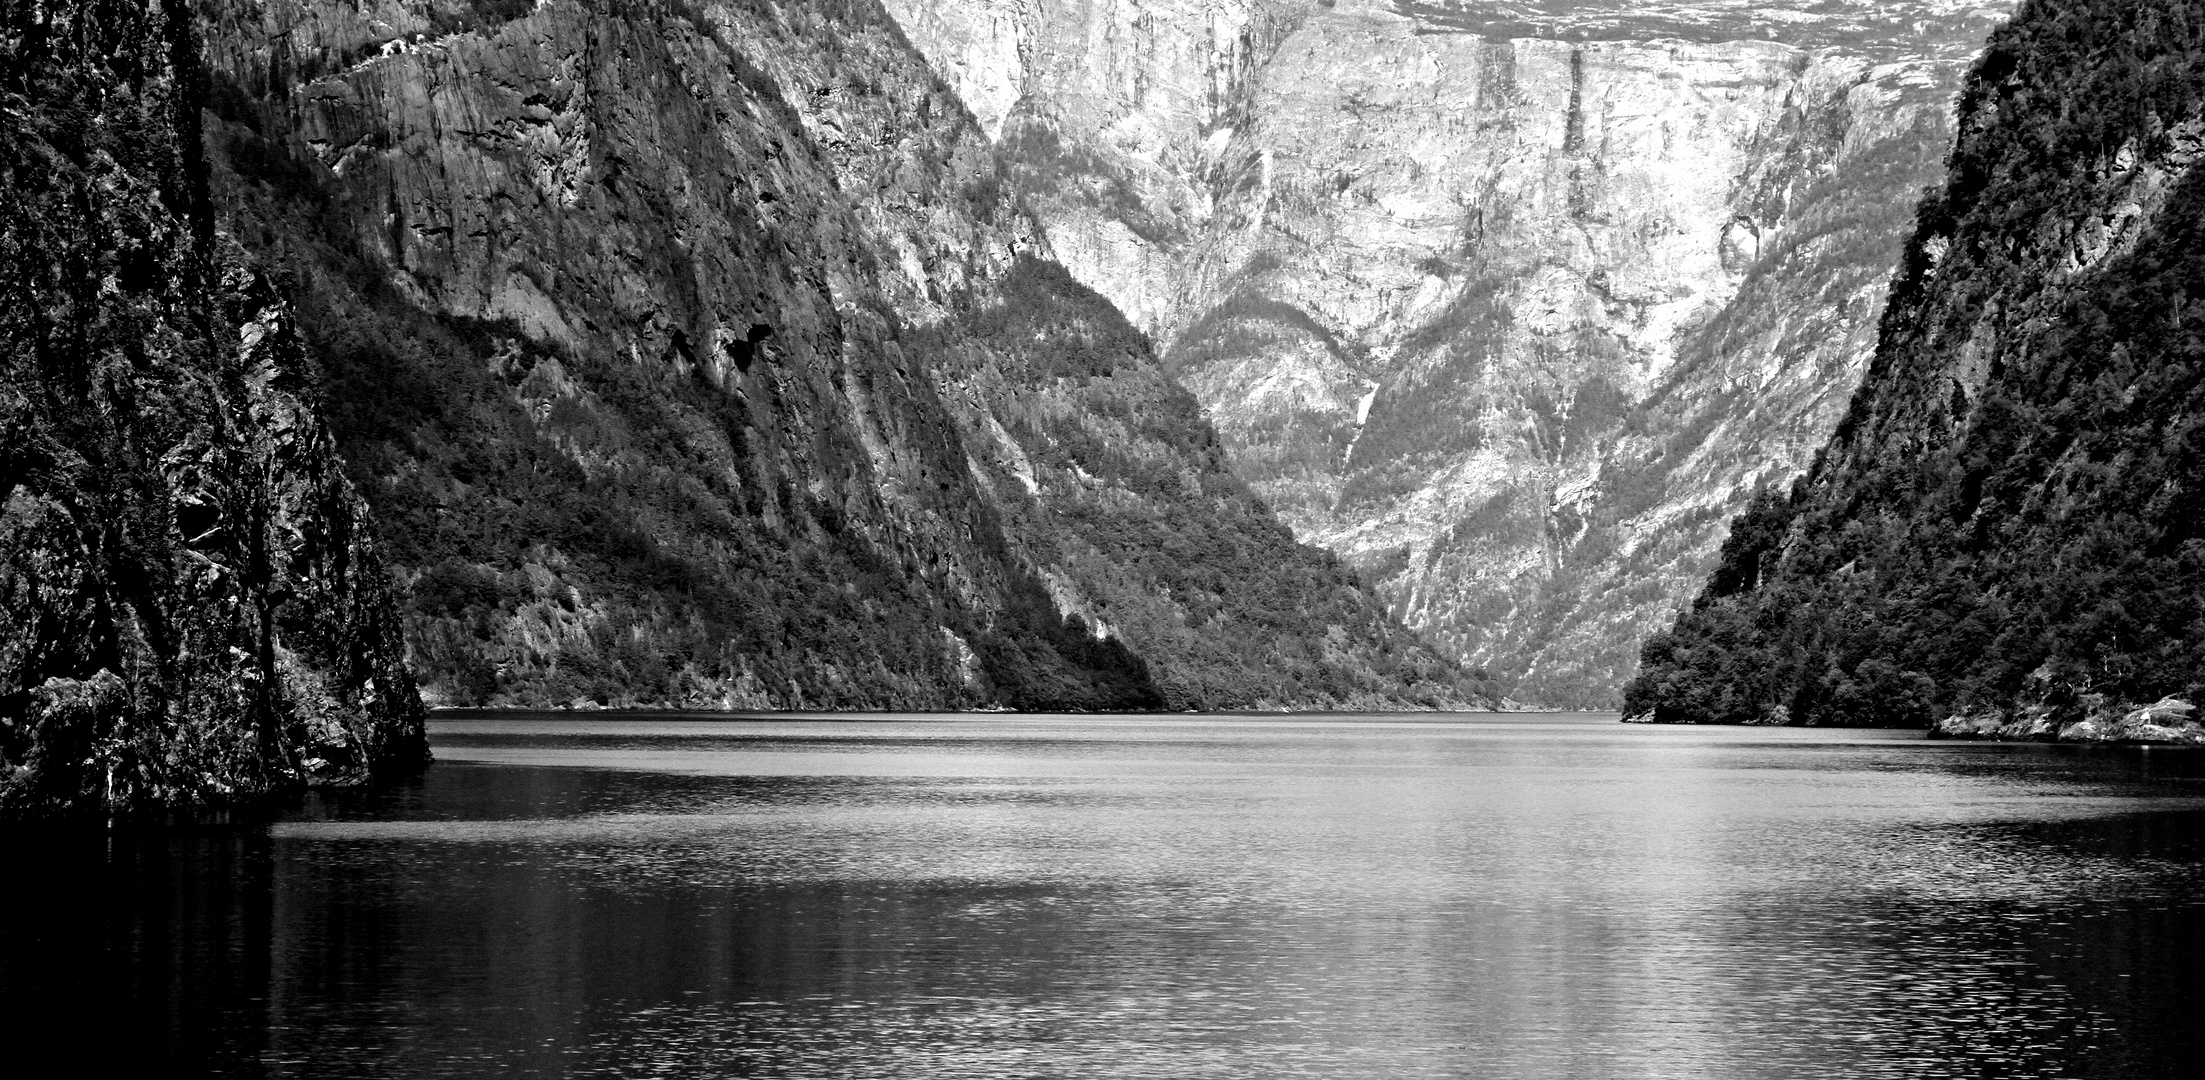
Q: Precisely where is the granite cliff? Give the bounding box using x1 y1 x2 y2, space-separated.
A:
882 0 2013 705
1 0 427 817
1625 0 2205 739
192 0 1482 709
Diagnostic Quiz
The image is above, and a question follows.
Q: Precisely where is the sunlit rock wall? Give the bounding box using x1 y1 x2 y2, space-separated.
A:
886 0 2012 704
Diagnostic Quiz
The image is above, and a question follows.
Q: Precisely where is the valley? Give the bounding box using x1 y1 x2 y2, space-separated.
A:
884 0 2014 705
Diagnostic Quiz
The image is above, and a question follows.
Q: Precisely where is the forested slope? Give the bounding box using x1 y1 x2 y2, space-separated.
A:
926 259 1471 708
1625 0 2205 735
194 0 1485 710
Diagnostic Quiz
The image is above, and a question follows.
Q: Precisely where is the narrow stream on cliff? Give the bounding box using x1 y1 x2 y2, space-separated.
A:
6 713 2205 1078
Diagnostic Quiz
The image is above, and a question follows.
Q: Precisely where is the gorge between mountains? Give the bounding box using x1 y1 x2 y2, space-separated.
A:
14 5 2205 1076
884 0 2011 708
14 0 2205 817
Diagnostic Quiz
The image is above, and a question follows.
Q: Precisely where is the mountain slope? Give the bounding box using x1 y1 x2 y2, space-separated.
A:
1 0 426 816
923 258 1470 707
880 0 2010 706
1624 0 2205 732
196 0 1485 709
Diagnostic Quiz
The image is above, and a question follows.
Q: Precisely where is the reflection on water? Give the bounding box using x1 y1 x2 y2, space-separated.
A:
5 714 2204 1077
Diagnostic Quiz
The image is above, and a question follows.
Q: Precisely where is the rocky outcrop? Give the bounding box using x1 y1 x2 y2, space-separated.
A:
196 0 1485 709
883 0 2011 705
1935 698 2205 745
1 0 427 817
1626 0 2205 730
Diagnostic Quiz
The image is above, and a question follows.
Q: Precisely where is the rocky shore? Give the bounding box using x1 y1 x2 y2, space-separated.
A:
1933 698 2205 745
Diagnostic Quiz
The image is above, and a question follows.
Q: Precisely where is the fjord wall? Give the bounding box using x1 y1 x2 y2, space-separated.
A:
1627 0 2205 736
883 0 2010 705
1 0 426 817
194 0 1485 711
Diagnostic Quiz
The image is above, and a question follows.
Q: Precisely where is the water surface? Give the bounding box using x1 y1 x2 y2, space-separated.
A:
6 713 2204 1077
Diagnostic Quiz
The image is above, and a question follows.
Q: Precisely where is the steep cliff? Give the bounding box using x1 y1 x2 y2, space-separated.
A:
1 0 427 817
195 0 1483 709
1624 0 2205 735
883 0 2011 705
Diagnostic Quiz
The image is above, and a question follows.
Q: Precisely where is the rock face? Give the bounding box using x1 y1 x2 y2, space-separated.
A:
881 0 2011 705
196 0 1484 709
1935 698 2205 745
1625 0 2205 732
1 0 427 817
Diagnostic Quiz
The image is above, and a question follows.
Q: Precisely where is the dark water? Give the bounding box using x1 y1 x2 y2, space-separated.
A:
6 714 2205 1078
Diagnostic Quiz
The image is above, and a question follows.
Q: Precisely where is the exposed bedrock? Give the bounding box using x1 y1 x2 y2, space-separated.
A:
884 0 2012 705
192 0 1484 710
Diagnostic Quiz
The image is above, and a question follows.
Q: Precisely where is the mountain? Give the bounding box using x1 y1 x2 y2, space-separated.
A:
881 0 2012 705
193 0 1484 711
1624 0 2205 739
1 0 426 816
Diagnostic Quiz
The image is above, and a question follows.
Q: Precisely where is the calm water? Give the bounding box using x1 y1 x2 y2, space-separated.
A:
6 713 2205 1078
